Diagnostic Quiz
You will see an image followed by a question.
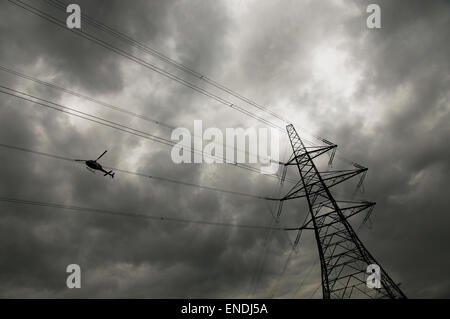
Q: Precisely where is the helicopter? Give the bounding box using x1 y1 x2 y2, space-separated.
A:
75 150 115 178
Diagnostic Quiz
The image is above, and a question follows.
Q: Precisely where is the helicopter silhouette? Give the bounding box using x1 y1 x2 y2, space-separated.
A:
75 150 115 178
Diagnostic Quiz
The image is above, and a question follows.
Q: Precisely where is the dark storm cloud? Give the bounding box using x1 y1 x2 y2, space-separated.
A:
308 0 450 298
0 0 181 94
0 0 448 298
0 0 273 299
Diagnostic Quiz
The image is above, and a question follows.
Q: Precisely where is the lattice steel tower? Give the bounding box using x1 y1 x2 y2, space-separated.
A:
280 124 406 299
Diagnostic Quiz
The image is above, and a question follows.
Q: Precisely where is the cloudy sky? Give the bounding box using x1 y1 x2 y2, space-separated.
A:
0 0 449 298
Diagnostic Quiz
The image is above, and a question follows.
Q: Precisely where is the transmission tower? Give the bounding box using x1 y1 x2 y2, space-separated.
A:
280 124 406 299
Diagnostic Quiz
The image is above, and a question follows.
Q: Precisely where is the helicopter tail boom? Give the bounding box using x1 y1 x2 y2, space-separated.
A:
104 170 115 178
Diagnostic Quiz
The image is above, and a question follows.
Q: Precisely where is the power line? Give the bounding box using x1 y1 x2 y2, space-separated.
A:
44 0 291 124
0 85 369 201
0 196 294 231
0 85 299 184
0 140 367 298
0 65 174 130
0 64 285 166
41 0 360 166
0 85 174 146
9 0 364 169
0 142 279 201
8 0 286 133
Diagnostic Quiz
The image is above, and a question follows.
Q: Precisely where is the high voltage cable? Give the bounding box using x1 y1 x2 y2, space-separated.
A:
0 196 294 231
0 142 280 201
0 65 288 164
8 0 285 133
0 85 299 184
0 86 174 147
104 167 277 201
0 85 368 199
42 0 361 166
0 65 174 130
8 0 363 168
0 85 294 183
43 0 328 139
44 0 291 124
6 0 365 180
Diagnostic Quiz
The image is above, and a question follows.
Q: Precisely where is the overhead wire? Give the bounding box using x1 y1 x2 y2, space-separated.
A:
7 0 363 168
0 65 174 130
0 65 284 166
7 0 286 133
0 85 299 184
0 85 369 204
11 0 346 160
0 196 294 231
44 0 291 124
0 140 361 299
0 142 280 201
41 0 362 166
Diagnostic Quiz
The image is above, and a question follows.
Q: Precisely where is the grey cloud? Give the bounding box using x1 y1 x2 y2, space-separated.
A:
0 0 448 298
